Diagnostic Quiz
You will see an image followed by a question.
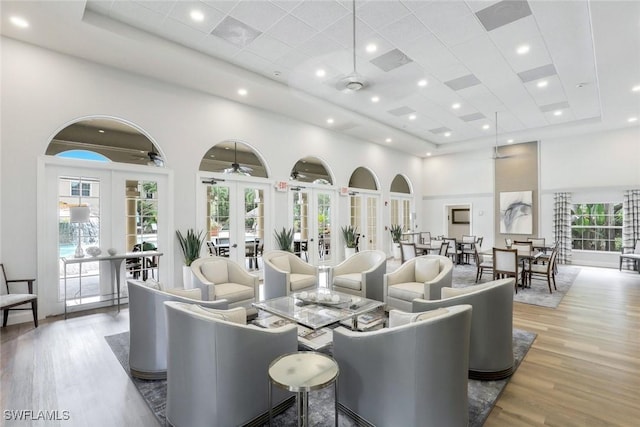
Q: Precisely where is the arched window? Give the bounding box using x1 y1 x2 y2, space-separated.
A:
199 141 267 177
289 157 333 184
56 150 110 162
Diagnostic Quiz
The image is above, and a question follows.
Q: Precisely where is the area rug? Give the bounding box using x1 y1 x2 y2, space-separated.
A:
451 263 580 308
105 329 535 426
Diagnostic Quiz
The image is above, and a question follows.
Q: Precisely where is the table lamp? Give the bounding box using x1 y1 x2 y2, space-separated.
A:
70 205 90 258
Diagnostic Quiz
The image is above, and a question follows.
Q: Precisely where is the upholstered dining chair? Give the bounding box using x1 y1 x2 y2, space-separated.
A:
127 280 228 379
333 304 472 427
0 263 37 328
164 301 298 427
529 248 559 293
619 239 640 272
262 250 318 299
473 244 493 283
412 278 515 380
493 248 521 293
438 241 450 257
190 256 259 314
330 250 386 301
443 237 462 264
461 235 476 264
419 231 431 244
400 242 417 263
384 255 453 312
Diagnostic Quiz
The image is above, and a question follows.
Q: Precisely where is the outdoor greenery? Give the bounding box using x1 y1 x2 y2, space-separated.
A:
341 225 358 248
571 203 623 251
176 228 205 266
274 227 294 252
389 224 403 244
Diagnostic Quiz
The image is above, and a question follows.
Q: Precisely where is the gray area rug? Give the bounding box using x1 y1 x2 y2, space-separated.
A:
451 263 580 308
106 329 535 426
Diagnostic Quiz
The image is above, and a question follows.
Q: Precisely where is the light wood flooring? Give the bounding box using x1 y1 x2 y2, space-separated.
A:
1 266 639 426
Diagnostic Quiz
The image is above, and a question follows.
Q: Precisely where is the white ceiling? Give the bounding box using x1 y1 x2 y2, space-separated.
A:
1 0 639 157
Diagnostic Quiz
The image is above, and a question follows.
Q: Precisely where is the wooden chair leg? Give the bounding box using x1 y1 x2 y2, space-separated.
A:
2 310 8 327
32 300 38 328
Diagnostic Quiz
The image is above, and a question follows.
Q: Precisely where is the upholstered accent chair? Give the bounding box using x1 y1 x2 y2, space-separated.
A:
262 250 318 300
127 280 228 380
333 304 472 427
190 256 259 314
164 301 298 427
413 278 515 380
330 250 386 301
383 255 453 312
0 263 37 328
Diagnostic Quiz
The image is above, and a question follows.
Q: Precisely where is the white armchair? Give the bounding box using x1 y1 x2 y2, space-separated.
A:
164 301 298 427
330 250 386 301
262 250 318 300
383 255 453 312
190 256 259 314
333 304 472 427
127 280 228 379
413 278 515 380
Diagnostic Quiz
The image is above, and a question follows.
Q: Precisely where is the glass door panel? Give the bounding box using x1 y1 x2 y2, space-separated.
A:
350 193 381 252
125 180 159 281
291 188 336 265
366 197 378 250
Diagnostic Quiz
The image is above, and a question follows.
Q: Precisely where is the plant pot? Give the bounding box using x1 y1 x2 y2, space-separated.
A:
345 247 356 259
182 265 194 289
392 243 401 260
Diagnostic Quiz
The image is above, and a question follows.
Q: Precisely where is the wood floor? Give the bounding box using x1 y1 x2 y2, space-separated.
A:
1 266 639 426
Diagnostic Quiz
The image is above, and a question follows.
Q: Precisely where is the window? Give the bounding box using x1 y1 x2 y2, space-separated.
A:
71 181 91 197
571 203 622 252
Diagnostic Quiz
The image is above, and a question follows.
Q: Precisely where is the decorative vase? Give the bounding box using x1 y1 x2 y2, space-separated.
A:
182 265 194 289
392 243 401 260
344 247 356 259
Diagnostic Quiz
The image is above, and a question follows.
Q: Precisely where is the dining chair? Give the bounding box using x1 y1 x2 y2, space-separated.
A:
492 248 520 293
438 241 450 257
420 232 431 245
443 238 461 265
461 235 476 264
1 263 38 328
473 244 493 283
400 242 418 263
529 248 558 293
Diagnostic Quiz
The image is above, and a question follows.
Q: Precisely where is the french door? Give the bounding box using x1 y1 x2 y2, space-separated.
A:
350 192 381 251
200 177 271 273
289 186 337 266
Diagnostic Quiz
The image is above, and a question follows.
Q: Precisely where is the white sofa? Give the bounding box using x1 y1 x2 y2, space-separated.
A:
262 250 318 300
330 250 386 301
383 255 453 312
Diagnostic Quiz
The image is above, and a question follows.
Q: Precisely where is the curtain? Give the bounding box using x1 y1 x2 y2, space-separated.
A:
622 189 640 269
553 192 572 264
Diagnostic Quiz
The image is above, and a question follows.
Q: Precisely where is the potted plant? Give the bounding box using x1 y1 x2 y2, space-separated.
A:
274 227 294 252
341 225 358 258
176 228 205 289
390 224 403 259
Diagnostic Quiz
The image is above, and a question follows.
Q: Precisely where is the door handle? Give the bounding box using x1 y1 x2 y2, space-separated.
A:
232 243 238 248
310 238 314 242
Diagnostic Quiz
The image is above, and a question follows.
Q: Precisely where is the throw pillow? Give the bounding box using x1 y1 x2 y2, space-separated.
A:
388 307 449 328
415 258 440 282
200 260 229 284
189 305 247 325
271 255 291 273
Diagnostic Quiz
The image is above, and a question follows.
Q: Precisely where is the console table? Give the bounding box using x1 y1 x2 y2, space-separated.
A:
61 250 163 318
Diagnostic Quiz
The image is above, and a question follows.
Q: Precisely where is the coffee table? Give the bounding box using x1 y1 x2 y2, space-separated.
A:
253 288 384 331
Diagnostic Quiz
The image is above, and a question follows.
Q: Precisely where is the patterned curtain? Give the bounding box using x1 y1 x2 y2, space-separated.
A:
553 192 572 264
622 189 640 268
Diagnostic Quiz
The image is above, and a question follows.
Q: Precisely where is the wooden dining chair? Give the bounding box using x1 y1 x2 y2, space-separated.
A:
438 241 450 257
492 248 520 294
400 242 417 263
529 248 558 293
1 264 38 328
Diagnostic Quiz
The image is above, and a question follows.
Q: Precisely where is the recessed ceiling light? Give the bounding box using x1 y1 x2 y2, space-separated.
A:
190 10 205 22
451 103 461 109
408 114 417 120
632 85 640 92
273 71 282 77
417 79 428 87
98 129 105 134
371 96 380 103
516 44 530 55
426 152 432 156
537 80 548 88
628 117 638 123
366 43 377 53
315 69 326 78
553 110 563 116
237 88 247 96
224 147 230 150
482 124 490 130
385 138 392 143
507 139 514 143
327 118 334 124
210 154 215 158
444 132 451 137
10 16 29 28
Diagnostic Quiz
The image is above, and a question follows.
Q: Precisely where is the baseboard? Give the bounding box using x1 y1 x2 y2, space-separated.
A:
243 396 296 427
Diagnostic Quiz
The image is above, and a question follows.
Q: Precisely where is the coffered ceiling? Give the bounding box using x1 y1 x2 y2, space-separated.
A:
1 1 639 157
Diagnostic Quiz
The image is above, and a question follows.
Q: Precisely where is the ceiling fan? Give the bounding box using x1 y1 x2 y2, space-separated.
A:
491 112 512 160
220 142 253 175
335 0 367 93
147 142 164 166
290 169 308 180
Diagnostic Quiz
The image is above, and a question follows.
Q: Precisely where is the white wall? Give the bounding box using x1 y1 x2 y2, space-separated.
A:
1 38 422 320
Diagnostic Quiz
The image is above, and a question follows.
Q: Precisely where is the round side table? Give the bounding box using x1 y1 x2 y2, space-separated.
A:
268 351 339 427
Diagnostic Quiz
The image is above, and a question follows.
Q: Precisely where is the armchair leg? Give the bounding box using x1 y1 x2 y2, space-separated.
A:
32 300 38 328
2 310 8 327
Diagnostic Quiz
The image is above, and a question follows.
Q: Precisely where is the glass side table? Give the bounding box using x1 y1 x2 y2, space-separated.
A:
268 351 339 426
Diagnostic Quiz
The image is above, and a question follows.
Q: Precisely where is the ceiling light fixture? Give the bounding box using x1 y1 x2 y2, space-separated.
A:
371 96 379 103
366 43 377 53
507 139 514 143
444 132 451 137
632 85 640 92
408 114 416 120
327 118 334 124
482 124 490 130
385 138 392 143
516 44 530 55
537 80 548 88
237 88 247 96
426 152 432 156
10 16 29 28
452 103 461 109
554 110 563 116
316 69 326 78
190 10 205 22
98 129 105 134
417 79 428 87
628 117 638 123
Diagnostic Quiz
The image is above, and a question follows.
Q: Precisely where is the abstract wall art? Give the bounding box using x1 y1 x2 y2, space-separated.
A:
500 191 533 234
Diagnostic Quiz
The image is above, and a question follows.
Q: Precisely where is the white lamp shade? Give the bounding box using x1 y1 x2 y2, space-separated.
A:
70 206 90 223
